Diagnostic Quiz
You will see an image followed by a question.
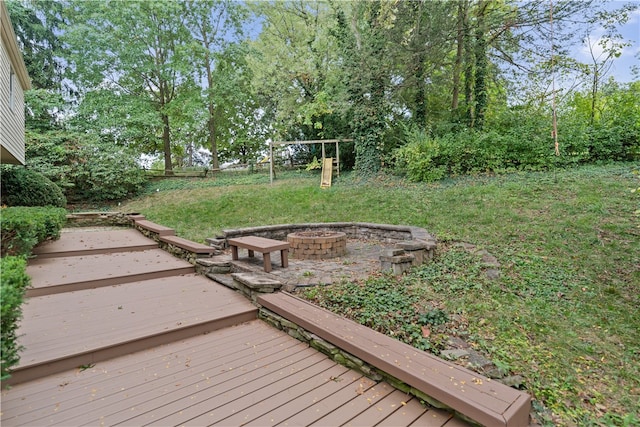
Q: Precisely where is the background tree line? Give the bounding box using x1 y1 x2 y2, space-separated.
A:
5 0 639 202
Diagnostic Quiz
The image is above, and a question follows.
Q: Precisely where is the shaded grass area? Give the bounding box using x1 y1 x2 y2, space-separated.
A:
119 163 639 425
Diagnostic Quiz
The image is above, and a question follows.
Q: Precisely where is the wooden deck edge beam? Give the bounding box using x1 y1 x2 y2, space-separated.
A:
257 292 531 427
31 244 159 259
3 309 257 387
25 267 195 298
134 220 175 236
159 235 217 255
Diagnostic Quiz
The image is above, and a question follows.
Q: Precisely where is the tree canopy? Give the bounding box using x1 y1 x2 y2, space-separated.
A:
7 0 639 181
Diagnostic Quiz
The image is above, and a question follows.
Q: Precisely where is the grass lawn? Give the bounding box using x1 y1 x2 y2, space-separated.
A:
119 163 639 426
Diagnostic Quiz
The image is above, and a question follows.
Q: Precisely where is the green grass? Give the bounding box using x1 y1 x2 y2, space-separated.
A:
119 163 639 425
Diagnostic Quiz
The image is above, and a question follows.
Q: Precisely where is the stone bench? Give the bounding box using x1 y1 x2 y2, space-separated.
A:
258 292 531 427
228 236 289 273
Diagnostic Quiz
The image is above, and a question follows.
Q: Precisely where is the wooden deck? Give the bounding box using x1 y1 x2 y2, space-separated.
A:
1 226 469 426
2 321 461 427
259 292 531 427
32 228 158 258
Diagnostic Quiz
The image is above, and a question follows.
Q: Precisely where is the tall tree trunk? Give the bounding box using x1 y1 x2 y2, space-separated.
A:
463 2 474 127
590 66 598 126
207 102 219 170
205 49 220 170
414 57 427 127
473 1 488 130
162 113 173 175
451 0 466 113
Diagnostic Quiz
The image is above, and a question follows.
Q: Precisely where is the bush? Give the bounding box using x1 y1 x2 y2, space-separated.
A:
1 256 30 380
0 166 66 207
1 206 67 257
25 130 147 203
392 126 446 182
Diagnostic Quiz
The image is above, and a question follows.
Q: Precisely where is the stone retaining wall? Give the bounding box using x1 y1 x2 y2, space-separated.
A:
212 222 435 247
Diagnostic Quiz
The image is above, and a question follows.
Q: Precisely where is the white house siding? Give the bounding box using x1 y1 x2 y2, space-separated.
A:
1 1 29 165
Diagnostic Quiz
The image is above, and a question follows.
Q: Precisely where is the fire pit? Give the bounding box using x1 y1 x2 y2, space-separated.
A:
287 231 347 260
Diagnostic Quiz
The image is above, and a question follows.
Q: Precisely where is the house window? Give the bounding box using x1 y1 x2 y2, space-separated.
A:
9 66 15 111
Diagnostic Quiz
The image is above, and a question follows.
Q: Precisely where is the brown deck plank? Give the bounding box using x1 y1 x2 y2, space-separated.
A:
2 321 461 427
259 292 530 427
32 228 158 258
1 321 277 408
185 357 340 426
128 346 329 426
30 332 308 426
277 376 378 426
410 407 459 426
244 370 368 427
134 219 175 236
345 389 419 427
1 322 292 425
10 274 256 384
26 249 194 297
308 382 396 426
159 235 217 254
375 397 430 427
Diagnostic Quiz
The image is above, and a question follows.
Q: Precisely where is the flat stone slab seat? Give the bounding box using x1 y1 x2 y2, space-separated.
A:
25 249 194 297
134 219 175 236
32 228 158 258
228 235 290 273
8 274 257 386
258 292 531 427
159 235 217 255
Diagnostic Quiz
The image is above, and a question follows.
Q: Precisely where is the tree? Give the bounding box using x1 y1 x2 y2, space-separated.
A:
332 1 391 175
248 1 345 141
7 0 69 132
386 0 456 129
63 0 193 175
6 0 65 91
183 0 248 170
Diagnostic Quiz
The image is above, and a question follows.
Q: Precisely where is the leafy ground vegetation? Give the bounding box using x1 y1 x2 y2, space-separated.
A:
119 163 639 425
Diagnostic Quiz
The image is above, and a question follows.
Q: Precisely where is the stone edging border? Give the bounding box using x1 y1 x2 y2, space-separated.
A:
207 222 437 249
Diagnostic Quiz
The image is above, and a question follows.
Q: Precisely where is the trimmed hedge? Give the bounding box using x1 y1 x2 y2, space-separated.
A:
0 207 67 257
0 166 66 208
1 256 30 380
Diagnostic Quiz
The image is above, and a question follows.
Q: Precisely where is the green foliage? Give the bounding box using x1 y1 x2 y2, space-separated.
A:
0 206 67 257
0 166 66 208
393 126 446 182
302 273 449 352
393 88 640 183
6 0 66 91
305 156 322 171
25 131 147 202
0 256 30 381
72 140 148 202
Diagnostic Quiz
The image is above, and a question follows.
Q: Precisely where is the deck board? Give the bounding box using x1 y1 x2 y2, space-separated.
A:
11 274 257 384
32 228 158 258
259 292 530 427
26 249 194 297
2 322 455 427
1 226 467 427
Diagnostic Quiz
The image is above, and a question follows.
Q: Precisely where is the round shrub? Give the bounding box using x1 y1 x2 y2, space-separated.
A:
1 256 30 380
0 166 66 207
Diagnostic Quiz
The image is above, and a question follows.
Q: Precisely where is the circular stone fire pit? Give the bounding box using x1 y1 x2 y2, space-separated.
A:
287 231 347 260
